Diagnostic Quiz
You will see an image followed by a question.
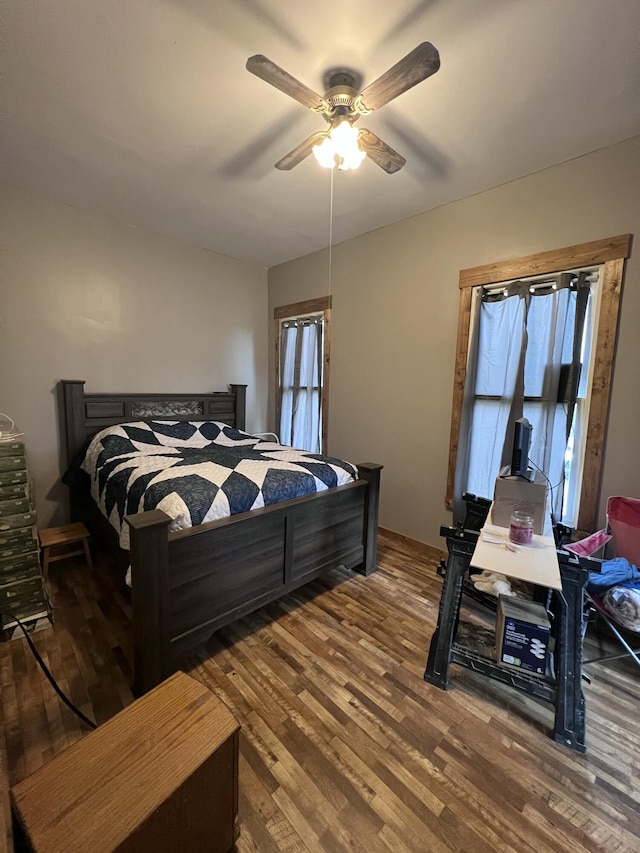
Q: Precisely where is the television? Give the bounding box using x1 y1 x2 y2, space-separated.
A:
511 417 532 478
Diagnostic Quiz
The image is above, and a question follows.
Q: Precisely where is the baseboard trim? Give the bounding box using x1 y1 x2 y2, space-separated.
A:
378 527 445 561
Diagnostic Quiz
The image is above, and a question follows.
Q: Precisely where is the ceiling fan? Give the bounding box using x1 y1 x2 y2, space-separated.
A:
246 42 440 174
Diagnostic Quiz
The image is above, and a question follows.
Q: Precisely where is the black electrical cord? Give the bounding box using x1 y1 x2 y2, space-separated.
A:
529 459 559 527
2 609 97 730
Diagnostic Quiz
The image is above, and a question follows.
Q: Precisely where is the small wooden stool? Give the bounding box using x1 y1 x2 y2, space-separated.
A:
39 522 93 580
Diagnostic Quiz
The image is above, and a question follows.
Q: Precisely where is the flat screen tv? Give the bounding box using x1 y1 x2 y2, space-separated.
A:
511 417 532 478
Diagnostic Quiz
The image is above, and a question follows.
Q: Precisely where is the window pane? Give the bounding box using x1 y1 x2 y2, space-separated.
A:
278 319 322 452
292 389 320 453
475 299 525 396
298 325 316 387
523 400 567 520
524 290 575 397
466 399 511 499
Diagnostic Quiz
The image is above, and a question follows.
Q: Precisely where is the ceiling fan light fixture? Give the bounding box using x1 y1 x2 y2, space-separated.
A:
247 43 440 173
311 135 336 169
312 120 366 171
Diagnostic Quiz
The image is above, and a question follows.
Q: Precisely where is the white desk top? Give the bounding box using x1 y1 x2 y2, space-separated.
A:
471 515 562 591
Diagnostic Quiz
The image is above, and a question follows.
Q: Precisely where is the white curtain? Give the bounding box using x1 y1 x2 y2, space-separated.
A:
279 318 323 452
455 277 585 524
466 291 528 499
523 288 576 521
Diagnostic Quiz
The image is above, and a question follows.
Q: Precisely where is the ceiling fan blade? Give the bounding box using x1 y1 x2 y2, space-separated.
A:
359 42 440 111
358 129 406 173
246 55 323 110
275 131 328 170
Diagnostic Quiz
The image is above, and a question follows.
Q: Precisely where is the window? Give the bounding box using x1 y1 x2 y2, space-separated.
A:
274 297 331 452
460 271 594 526
446 235 630 532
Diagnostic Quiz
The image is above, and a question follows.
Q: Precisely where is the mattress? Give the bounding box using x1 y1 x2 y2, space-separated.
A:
68 421 357 549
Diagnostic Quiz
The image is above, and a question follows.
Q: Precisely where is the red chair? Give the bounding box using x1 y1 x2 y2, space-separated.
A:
565 497 640 667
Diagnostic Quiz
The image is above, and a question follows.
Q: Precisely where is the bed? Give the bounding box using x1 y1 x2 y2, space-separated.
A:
60 380 382 694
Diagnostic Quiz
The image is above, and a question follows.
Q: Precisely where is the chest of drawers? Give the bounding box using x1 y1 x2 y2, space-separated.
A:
0 440 48 630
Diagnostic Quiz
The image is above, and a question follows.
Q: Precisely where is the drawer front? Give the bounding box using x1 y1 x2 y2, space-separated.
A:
0 595 48 627
0 550 40 576
0 575 45 605
0 561 41 587
0 496 32 517
0 441 25 458
0 526 38 550
0 482 29 500
0 470 28 487
0 542 39 562
0 456 27 474
0 511 37 532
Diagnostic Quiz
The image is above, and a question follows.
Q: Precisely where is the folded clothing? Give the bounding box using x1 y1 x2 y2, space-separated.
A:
586 556 640 632
471 570 514 597
586 556 640 594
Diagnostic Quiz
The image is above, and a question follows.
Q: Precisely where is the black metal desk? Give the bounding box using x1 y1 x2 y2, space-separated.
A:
424 525 590 752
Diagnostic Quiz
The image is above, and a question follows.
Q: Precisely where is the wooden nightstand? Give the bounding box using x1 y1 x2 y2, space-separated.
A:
11 672 240 852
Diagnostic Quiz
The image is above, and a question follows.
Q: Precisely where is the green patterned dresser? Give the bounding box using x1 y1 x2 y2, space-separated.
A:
0 439 49 629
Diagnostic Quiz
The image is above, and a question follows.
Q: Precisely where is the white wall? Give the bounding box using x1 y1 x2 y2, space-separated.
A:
0 185 268 527
268 137 640 547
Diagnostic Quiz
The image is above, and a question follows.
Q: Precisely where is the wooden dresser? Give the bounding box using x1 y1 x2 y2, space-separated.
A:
0 440 47 631
11 672 240 852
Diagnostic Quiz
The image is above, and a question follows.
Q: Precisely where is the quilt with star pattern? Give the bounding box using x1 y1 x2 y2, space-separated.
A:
75 421 357 549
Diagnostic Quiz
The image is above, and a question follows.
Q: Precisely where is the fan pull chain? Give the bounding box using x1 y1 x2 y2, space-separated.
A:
328 167 334 298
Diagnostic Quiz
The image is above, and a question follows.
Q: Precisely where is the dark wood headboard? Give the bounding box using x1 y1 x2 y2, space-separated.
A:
60 380 247 464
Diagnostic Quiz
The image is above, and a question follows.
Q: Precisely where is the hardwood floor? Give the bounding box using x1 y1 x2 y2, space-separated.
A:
2 530 639 852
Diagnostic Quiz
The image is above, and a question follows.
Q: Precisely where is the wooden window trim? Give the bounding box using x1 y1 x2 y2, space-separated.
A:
446 234 631 531
274 296 332 452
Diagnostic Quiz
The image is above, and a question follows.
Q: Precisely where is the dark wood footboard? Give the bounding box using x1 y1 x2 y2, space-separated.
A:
126 463 382 695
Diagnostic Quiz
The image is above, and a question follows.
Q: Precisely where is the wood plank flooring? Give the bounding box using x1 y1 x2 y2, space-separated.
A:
1 530 639 852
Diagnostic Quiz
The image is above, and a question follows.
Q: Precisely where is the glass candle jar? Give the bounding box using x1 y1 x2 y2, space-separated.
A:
509 510 534 545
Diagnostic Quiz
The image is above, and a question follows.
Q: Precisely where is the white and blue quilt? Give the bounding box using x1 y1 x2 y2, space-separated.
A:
76 421 357 549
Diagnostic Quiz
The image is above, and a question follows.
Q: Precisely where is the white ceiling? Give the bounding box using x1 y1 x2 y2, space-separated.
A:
3 1 640 268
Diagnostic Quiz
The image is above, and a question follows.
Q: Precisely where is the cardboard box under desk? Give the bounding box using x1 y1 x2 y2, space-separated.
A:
492 468 547 534
495 595 550 677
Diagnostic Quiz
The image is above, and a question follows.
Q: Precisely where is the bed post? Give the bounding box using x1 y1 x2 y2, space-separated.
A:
126 510 173 695
60 380 89 523
230 384 247 431
357 463 383 576
61 380 87 464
